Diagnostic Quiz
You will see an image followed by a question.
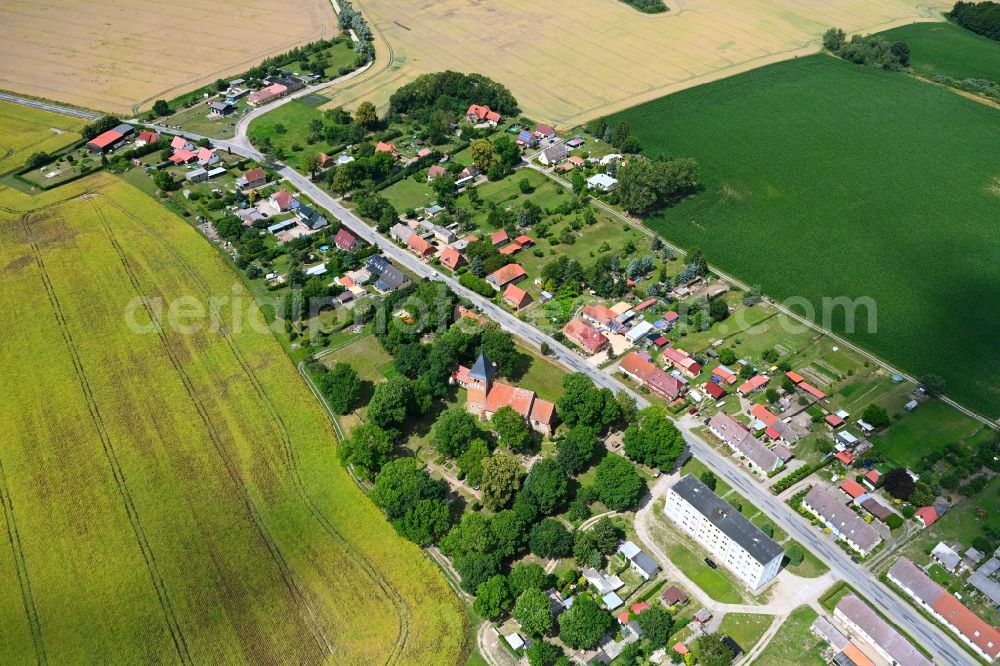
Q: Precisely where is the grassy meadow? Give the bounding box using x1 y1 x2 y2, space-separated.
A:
0 174 464 663
0 101 84 174
609 55 1000 417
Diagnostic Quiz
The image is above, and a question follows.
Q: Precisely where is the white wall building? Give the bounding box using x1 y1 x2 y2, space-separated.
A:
664 474 784 590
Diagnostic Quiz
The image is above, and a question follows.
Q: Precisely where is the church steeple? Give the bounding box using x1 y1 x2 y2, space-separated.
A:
469 350 496 387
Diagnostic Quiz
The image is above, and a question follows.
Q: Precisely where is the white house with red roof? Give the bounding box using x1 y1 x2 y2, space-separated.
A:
662 347 702 377
503 284 532 311
465 104 501 125
486 263 526 290
562 318 609 355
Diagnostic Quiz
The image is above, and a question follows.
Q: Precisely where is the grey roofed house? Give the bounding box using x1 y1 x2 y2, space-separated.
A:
295 203 328 230
965 547 985 565
970 559 1000 605
375 265 409 292
209 101 235 115
834 594 933 666
390 222 415 244
708 412 780 473
541 143 569 164
631 552 659 579
366 254 390 275
931 542 962 572
887 558 944 606
859 497 893 522
469 351 497 384
671 474 784 566
810 616 849 651
112 123 135 137
803 485 880 553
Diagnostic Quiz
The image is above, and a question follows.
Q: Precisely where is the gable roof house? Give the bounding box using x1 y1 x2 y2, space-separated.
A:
618 351 684 401
802 486 881 555
295 203 328 230
834 594 932 666
738 374 770 395
374 265 410 293
539 143 569 166
334 228 361 252
248 83 288 106
439 246 465 271
503 283 532 310
888 558 1000 662
535 124 555 138
135 130 159 146
662 347 702 377
208 101 235 117
236 167 267 189
516 130 537 147
427 164 448 181
407 233 436 258
390 223 415 244
466 104 501 125
486 263 526 290
713 365 738 385
196 147 218 166
562 318 609 355
748 404 798 443
707 413 782 476
375 141 399 157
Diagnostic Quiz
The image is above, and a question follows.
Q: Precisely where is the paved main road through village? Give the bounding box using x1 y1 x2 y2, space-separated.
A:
35 93 964 664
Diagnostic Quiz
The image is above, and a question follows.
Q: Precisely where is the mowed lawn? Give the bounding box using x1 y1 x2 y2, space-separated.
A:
0 174 464 664
0 101 84 174
879 21 1000 81
610 55 1000 417
749 606 826 666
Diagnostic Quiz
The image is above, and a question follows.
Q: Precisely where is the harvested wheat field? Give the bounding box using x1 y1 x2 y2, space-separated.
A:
0 173 464 663
0 101 84 175
0 0 336 115
322 0 948 125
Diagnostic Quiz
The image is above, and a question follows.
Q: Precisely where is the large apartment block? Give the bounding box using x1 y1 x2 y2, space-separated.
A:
664 474 784 590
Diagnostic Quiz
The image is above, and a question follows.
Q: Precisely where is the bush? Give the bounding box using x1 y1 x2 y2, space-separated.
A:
885 514 903 529
458 272 495 297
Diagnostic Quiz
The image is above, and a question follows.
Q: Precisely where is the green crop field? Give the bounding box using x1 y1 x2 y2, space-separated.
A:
880 21 1000 81
609 55 1000 418
0 101 84 174
0 174 464 663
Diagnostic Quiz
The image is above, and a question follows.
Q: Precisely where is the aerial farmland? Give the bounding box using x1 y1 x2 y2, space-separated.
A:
0 0 337 114
316 0 949 124
0 173 464 663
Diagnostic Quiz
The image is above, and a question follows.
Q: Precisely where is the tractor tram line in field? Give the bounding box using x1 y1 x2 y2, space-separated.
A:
90 200 335 660
95 194 415 664
15 211 193 666
0 433 47 665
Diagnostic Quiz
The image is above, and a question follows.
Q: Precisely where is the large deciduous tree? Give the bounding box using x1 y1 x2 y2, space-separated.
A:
594 455 644 511
622 406 686 470
481 454 523 511
558 594 613 649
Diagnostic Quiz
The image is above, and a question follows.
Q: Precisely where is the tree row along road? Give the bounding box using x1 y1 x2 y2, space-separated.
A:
115 110 970 664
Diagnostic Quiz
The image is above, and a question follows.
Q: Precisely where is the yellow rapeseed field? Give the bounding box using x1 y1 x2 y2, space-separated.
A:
0 101 84 174
0 0 337 115
0 173 465 664
319 0 948 126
